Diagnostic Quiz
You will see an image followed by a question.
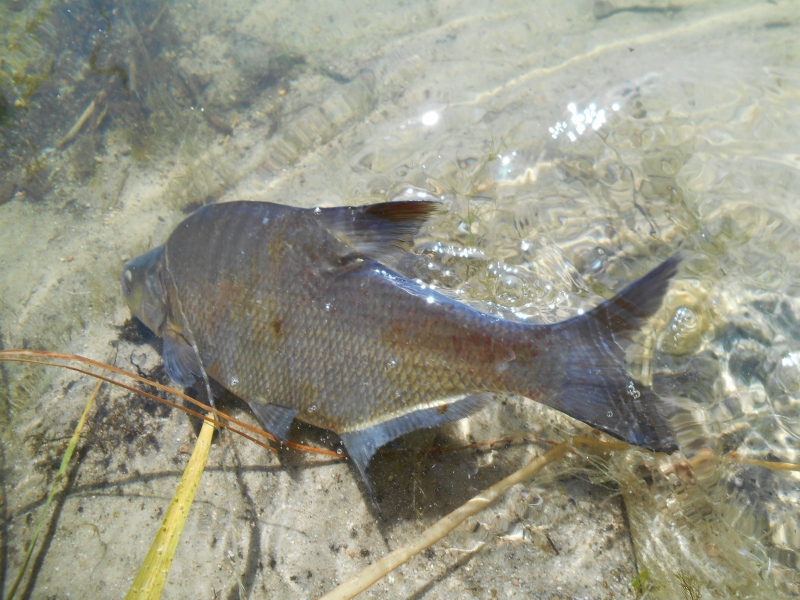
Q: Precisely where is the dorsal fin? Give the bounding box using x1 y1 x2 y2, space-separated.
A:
315 200 440 259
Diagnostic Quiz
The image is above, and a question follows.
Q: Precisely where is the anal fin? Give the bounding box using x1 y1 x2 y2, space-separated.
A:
340 393 492 487
248 402 298 445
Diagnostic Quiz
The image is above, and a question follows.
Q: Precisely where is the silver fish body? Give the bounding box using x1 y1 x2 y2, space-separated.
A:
122 200 679 482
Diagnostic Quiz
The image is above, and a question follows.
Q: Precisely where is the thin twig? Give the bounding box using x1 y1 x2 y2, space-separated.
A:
0 350 341 458
56 91 107 149
109 164 130 210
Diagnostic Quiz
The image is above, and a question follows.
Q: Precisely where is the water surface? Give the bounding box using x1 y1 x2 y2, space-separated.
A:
1 0 799 598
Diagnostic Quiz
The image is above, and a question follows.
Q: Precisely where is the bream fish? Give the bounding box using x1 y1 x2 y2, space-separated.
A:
121 200 679 483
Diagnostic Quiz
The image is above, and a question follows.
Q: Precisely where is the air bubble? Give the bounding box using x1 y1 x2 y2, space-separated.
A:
308 404 318 413
659 304 708 355
230 377 239 387
606 410 613 418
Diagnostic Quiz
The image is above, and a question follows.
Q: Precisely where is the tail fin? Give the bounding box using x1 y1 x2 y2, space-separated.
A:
545 255 681 452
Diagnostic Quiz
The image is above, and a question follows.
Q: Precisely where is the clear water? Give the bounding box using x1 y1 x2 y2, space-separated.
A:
1 0 799 598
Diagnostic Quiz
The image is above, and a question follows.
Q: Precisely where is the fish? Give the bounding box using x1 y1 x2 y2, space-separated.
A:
121 199 680 485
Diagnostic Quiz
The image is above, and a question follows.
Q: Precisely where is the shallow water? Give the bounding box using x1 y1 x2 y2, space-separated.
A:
1 0 799 598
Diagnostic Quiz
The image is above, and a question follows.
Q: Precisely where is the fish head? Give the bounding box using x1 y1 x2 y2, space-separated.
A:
121 245 168 336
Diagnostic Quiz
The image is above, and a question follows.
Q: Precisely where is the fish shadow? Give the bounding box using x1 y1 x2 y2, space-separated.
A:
183 386 541 526
282 414 536 526
365 430 528 525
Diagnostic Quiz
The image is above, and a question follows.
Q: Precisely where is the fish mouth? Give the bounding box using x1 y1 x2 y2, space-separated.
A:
121 245 168 335
120 266 135 299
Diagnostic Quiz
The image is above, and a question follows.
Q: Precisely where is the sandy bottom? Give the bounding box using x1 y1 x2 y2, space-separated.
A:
2 0 800 598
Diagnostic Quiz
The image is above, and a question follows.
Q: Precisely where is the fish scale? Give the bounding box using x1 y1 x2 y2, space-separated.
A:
121 199 681 486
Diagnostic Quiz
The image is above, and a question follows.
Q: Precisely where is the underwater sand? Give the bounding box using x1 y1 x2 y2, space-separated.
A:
2 0 800 598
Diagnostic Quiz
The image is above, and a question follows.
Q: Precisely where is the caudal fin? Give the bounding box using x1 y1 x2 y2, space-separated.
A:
545 255 681 453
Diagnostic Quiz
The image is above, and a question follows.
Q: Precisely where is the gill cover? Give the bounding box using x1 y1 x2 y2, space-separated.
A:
121 245 168 335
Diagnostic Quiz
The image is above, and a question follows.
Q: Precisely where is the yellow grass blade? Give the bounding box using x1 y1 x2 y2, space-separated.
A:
125 414 215 599
5 376 103 600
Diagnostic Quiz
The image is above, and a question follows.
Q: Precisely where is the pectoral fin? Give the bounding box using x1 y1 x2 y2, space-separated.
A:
248 402 298 445
162 330 205 387
340 393 492 486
